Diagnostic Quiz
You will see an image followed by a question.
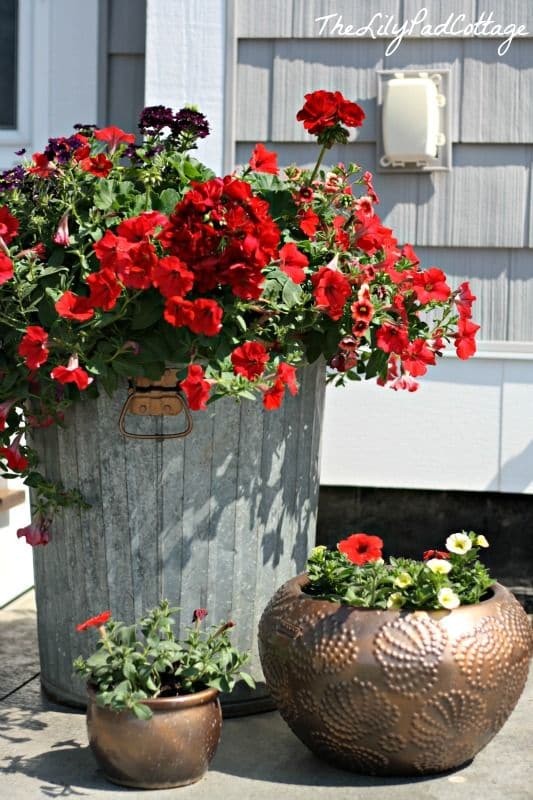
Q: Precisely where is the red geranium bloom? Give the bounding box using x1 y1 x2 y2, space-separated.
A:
262 378 285 410
401 338 436 377
249 143 279 175
0 434 29 472
276 362 298 396
18 325 49 369
50 355 93 390
413 268 451 304
55 291 95 322
338 533 384 566
180 364 211 411
298 208 320 237
337 96 365 128
231 342 269 380
192 608 208 622
423 549 450 561
79 153 113 178
152 256 194 299
28 152 55 178
455 318 480 360
86 270 122 311
163 296 195 328
119 240 158 289
455 281 477 319
279 243 308 284
296 90 340 134
76 610 112 632
0 206 19 243
0 253 14 285
17 519 50 547
93 230 134 271
94 126 135 153
188 298 223 337
311 266 352 321
376 323 409 355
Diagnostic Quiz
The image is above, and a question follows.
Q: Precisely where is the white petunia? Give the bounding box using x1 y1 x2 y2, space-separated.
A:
475 534 489 548
446 532 472 555
426 558 452 575
438 587 460 610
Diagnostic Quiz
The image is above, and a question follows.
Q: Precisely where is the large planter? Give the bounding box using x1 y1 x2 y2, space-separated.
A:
31 362 325 714
258 574 533 776
86 686 221 788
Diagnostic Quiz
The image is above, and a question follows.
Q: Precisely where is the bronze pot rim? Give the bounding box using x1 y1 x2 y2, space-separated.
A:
289 572 507 616
87 684 219 711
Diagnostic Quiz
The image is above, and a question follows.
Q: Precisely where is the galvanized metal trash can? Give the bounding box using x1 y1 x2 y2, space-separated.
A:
31 362 325 714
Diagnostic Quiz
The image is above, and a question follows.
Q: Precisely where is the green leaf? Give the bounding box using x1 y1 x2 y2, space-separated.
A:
364 348 388 380
132 702 153 720
282 279 303 308
157 188 181 215
239 671 256 689
93 180 116 211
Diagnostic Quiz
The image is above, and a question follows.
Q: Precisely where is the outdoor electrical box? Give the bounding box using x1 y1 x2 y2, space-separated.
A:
377 70 451 172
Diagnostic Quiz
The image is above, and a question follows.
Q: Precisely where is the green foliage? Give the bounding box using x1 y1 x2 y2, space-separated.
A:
74 600 253 719
305 531 494 611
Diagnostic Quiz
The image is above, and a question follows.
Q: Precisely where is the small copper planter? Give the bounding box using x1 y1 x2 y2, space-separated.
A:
258 576 533 776
86 687 221 789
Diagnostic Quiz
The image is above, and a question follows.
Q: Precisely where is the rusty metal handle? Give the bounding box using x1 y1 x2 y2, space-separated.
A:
118 389 193 440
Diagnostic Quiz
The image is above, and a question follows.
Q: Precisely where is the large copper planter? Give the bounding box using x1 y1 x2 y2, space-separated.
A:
86 686 221 788
258 575 533 776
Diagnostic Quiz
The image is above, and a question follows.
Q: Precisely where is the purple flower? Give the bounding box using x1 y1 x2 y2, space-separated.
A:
172 108 210 141
44 135 84 164
138 105 175 135
0 165 25 192
14 148 26 156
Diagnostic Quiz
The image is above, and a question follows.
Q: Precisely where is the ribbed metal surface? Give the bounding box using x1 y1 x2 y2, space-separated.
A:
31 362 325 711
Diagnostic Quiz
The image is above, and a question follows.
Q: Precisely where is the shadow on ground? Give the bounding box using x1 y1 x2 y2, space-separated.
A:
211 711 457 788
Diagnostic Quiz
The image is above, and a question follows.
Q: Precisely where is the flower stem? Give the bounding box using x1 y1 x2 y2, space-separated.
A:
309 143 329 183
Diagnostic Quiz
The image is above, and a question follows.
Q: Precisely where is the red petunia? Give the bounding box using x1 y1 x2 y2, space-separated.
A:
86 270 122 311
0 434 29 472
94 126 135 153
423 549 450 561
55 291 95 322
0 206 19 243
338 533 384 566
180 364 211 411
401 338 436 377
311 266 352 321
231 342 269 380
455 281 477 319
279 243 308 284
152 256 194 299
117 211 168 242
17 519 50 547
50 355 93 391
376 323 409 355
413 268 451 304
455 317 480 360
298 208 320 237
76 610 112 632
79 153 113 178
18 326 49 370
351 299 374 325
276 362 298 396
28 152 55 178
0 253 14 285
262 378 286 410
402 243 419 265
188 298 223 337
249 143 279 174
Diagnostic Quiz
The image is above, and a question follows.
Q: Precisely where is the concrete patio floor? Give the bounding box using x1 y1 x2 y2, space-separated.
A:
1 590 532 800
